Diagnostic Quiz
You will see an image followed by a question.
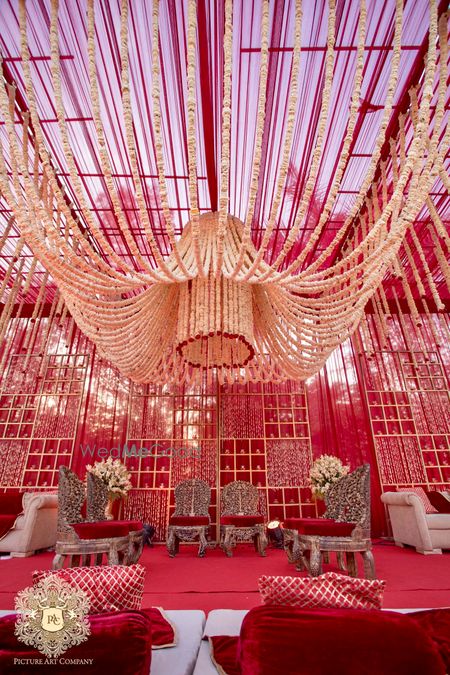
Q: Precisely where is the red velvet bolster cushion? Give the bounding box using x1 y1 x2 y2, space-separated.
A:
221 515 264 526
426 491 450 514
236 606 446 675
0 610 152 675
283 517 355 536
0 493 24 516
72 521 130 539
0 516 19 540
169 516 210 526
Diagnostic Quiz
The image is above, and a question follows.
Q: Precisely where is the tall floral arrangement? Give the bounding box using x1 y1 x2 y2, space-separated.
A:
309 455 349 499
86 457 132 499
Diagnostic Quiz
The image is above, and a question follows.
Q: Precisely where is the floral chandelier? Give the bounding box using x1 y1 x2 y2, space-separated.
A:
0 0 448 384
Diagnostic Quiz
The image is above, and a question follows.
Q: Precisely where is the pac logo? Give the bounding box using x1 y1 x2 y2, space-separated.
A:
14 575 90 658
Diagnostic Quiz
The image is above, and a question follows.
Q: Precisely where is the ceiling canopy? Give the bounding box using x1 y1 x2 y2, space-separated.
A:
0 0 448 384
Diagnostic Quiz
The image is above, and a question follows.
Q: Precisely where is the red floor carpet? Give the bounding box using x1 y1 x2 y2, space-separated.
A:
0 541 449 613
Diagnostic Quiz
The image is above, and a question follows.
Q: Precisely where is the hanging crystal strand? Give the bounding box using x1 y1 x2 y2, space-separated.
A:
409 227 445 311
185 0 204 277
428 224 450 293
358 315 374 358
392 286 426 361
38 288 61 377
372 293 389 349
0 258 25 346
0 259 28 380
437 313 450 345
23 270 49 370
399 271 421 329
422 297 442 348
0 239 24 299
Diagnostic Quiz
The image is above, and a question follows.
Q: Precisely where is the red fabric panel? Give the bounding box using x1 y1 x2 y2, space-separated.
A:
210 636 241 675
141 608 176 648
221 515 264 526
238 606 446 675
0 493 23 516
72 521 130 539
0 610 152 675
0 516 18 539
283 518 355 536
169 516 209 526
426 492 450 514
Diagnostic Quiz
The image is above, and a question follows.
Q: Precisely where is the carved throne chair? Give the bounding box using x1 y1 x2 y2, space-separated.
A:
86 472 144 564
282 464 375 579
220 480 268 557
166 479 211 557
53 467 131 569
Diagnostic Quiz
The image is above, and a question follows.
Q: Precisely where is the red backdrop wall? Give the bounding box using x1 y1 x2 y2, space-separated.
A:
0 313 449 539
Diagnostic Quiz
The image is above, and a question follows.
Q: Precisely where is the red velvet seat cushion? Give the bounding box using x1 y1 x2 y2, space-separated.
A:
283 517 355 536
236 606 446 675
0 492 24 516
221 515 264 526
0 515 18 540
169 515 209 526
72 521 130 539
426 491 450 514
113 519 143 531
0 610 152 675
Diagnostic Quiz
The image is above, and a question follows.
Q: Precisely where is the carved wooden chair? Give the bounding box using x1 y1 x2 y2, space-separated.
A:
53 467 130 569
220 480 267 557
86 472 144 564
166 479 211 557
283 464 375 578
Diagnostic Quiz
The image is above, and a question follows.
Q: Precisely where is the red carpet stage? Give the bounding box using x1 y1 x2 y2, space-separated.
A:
1 542 449 613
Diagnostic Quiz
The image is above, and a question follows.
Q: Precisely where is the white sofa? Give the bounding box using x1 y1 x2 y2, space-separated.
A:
381 491 450 554
0 492 58 557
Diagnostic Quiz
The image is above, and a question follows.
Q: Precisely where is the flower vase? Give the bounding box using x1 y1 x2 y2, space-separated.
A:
105 494 117 520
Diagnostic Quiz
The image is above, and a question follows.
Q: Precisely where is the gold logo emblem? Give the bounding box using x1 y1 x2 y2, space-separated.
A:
15 575 90 658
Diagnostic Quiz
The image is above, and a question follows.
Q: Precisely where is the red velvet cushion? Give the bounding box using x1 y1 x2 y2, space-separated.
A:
221 515 264 526
410 609 450 670
33 564 146 615
426 492 450 514
0 610 152 675
0 492 24 516
72 521 130 539
169 516 209 526
142 608 176 648
283 517 355 536
210 636 240 675
0 515 18 540
112 519 144 531
237 606 446 675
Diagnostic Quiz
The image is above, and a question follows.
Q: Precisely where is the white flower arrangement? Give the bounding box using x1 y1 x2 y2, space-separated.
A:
309 455 350 499
86 457 132 499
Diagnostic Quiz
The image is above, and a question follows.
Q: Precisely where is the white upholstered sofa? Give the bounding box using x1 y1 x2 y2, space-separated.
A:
0 492 58 557
381 491 450 554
